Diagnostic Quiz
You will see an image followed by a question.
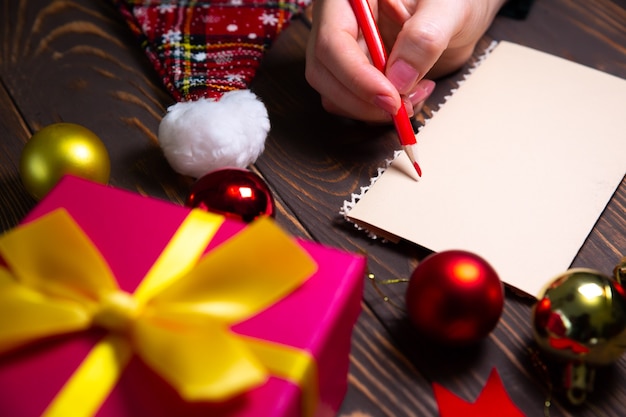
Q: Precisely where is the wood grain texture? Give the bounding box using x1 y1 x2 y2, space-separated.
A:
252 1 626 415
0 81 34 231
0 0 625 416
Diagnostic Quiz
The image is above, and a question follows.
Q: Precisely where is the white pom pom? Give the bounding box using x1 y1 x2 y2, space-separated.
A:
158 90 269 178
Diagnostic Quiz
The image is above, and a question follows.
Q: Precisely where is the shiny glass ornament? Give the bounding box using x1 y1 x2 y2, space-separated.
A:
405 250 504 345
186 168 275 223
19 123 110 200
532 266 626 404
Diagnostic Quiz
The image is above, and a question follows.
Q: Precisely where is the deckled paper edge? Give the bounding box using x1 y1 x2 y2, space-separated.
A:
340 150 402 240
340 40 500 240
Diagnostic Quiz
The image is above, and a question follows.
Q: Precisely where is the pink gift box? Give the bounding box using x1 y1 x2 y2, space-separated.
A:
0 176 365 417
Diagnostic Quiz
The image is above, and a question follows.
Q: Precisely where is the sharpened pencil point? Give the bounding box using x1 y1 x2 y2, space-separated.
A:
413 161 422 177
402 143 421 179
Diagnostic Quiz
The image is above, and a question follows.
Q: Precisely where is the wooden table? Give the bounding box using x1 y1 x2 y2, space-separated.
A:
1 0 625 415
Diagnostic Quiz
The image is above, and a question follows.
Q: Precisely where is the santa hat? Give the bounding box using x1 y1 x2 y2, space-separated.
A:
114 0 311 178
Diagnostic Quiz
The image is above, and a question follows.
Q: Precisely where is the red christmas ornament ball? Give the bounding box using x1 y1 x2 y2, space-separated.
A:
405 250 504 345
186 168 275 222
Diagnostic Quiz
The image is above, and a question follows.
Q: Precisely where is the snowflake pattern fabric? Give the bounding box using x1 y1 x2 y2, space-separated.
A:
113 0 311 102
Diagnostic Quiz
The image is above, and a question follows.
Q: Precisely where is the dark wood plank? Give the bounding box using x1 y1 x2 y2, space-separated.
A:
0 0 624 416
342 302 441 417
252 1 626 415
0 0 189 202
0 81 36 231
0 0 315 238
0 2 437 416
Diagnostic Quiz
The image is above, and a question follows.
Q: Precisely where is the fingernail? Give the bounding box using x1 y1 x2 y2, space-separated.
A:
403 98 415 117
374 94 399 115
387 60 419 93
407 80 436 105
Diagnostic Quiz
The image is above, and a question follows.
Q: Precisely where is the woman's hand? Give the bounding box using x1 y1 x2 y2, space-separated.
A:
305 0 506 122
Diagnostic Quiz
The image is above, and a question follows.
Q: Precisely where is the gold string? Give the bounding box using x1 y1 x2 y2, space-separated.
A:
526 346 554 417
367 273 408 311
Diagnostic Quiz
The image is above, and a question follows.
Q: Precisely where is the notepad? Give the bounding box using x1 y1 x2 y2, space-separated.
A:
344 41 626 298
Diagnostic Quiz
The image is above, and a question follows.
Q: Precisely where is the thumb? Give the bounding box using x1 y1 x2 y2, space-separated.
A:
385 0 463 94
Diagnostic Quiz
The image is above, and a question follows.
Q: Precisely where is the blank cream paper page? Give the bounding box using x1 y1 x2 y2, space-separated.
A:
346 41 626 298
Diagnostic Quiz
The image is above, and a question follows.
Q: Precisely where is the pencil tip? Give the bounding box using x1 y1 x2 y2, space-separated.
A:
413 162 422 177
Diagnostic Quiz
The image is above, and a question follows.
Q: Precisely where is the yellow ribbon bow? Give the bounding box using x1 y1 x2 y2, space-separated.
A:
0 208 318 417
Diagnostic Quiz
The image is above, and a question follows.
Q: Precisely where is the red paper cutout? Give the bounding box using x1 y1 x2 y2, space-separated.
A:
433 368 526 417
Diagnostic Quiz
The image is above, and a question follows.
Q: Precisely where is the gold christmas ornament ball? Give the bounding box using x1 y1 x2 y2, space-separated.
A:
532 268 626 366
532 267 626 404
20 123 110 199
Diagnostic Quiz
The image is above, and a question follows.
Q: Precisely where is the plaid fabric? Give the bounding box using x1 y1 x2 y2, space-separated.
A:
113 0 311 102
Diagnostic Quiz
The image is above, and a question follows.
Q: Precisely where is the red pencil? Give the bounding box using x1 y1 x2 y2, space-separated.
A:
349 0 422 177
